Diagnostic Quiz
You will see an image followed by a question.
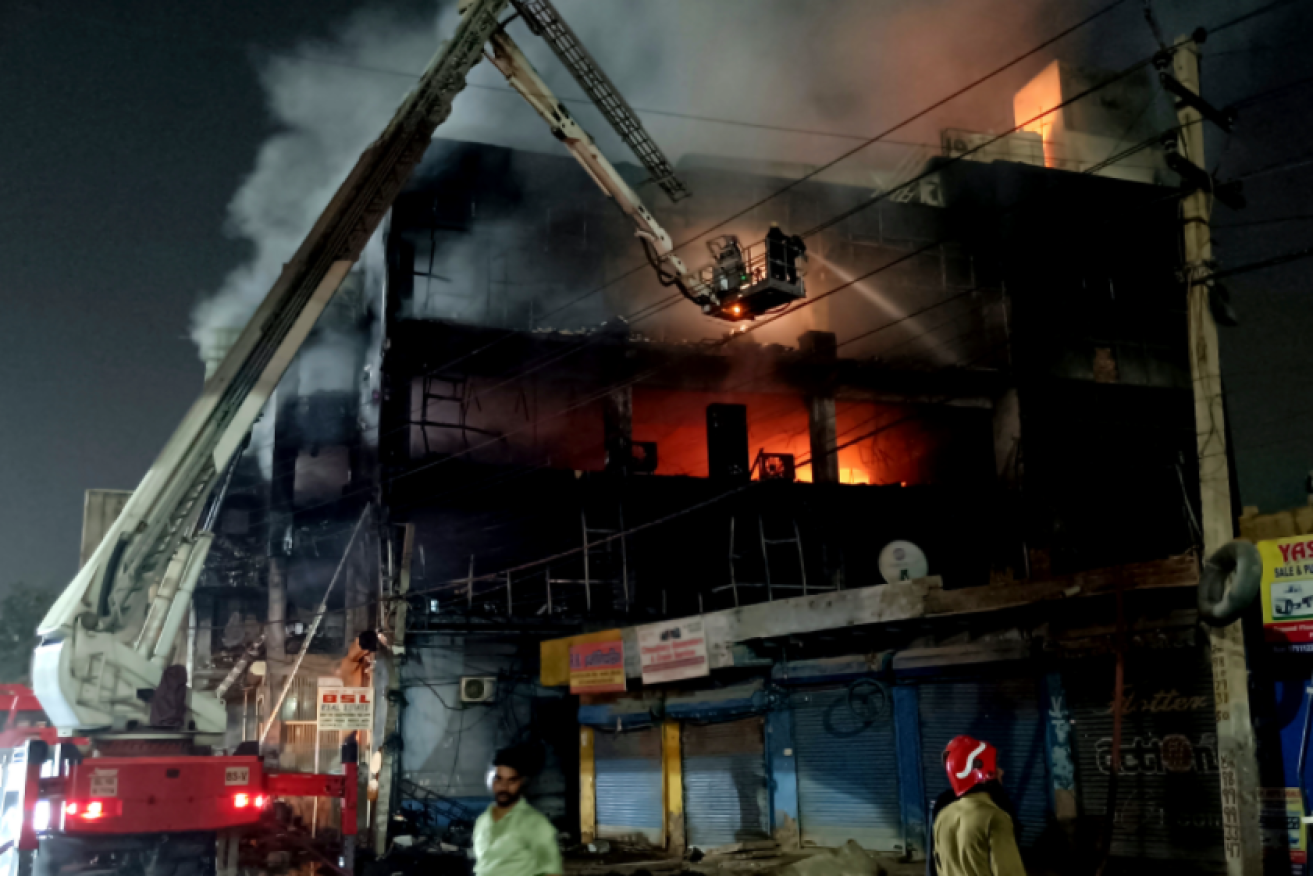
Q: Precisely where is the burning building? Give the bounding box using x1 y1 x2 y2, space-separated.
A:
182 55 1219 872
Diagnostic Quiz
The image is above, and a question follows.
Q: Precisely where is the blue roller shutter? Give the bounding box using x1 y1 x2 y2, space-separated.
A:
595 727 663 846
682 718 770 849
792 685 903 851
917 677 1049 849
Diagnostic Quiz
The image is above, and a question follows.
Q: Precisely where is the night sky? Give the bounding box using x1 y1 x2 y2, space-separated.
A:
2 0 1310 592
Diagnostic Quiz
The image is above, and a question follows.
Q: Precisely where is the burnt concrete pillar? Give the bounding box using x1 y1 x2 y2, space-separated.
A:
799 331 839 484
603 387 633 475
266 361 300 710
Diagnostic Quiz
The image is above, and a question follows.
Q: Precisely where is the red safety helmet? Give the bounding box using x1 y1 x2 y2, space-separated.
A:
943 735 999 797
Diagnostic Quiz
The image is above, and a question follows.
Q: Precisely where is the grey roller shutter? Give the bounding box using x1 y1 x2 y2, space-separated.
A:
918 677 1050 849
792 685 903 851
1065 652 1224 865
595 727 663 846
682 718 770 849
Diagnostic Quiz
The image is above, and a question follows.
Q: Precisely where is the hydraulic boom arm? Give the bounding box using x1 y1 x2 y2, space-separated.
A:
33 0 512 735
485 5 806 321
485 29 709 305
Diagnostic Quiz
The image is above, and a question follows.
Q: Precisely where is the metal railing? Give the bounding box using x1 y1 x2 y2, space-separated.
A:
697 235 809 304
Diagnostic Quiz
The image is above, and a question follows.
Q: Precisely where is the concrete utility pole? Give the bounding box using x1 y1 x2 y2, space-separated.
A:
1171 34 1261 874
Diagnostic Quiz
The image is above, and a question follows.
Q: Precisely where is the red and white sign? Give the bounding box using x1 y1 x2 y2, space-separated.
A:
317 686 373 731
569 640 627 694
637 618 708 685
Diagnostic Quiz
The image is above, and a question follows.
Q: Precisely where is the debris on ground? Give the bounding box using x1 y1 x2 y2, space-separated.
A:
771 842 886 876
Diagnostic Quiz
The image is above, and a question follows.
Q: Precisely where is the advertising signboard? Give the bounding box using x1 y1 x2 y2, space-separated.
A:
637 618 708 685
1259 537 1313 651
317 686 374 731
569 640 627 694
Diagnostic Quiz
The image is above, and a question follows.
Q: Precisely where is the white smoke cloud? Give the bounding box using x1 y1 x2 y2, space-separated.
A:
193 0 1109 374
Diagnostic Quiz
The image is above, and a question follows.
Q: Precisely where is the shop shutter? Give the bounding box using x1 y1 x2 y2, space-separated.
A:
792 685 903 850
1065 651 1223 865
682 718 770 849
594 727 664 846
918 677 1050 849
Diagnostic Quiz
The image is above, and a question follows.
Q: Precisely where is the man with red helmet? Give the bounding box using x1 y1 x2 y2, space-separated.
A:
927 735 1025 876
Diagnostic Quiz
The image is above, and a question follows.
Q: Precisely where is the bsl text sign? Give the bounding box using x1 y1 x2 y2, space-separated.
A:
318 686 374 731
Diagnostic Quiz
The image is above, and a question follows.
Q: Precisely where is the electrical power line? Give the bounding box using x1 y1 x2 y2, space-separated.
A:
1216 213 1313 229
1211 0 1306 35
201 95 1289 547
75 7 1305 641
212 106 1214 546
197 0 1159 516
203 128 1196 605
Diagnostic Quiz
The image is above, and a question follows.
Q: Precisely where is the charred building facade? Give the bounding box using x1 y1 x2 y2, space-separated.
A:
196 106 1216 868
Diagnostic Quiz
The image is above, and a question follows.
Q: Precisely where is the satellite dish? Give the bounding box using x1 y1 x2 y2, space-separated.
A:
879 540 929 584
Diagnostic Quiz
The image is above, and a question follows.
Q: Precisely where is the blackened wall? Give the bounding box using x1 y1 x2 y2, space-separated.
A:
943 160 1198 574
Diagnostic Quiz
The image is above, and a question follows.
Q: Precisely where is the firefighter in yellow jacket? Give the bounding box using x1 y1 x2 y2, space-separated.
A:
928 735 1025 876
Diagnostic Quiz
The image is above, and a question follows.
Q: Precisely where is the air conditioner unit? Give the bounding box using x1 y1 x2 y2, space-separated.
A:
460 676 497 704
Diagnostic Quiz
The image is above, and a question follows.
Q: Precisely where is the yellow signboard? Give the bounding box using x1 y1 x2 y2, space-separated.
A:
541 629 624 687
1259 537 1313 651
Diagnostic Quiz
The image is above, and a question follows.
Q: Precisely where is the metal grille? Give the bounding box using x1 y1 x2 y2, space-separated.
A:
793 686 903 851
917 678 1050 849
1065 652 1224 865
682 718 769 849
594 728 663 846
511 0 689 202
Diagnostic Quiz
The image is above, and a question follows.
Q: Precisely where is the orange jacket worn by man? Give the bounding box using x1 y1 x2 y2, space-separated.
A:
929 735 1025 876
337 631 380 687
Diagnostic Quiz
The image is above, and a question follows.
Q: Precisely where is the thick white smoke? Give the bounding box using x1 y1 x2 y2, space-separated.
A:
190 0 1097 367
199 0 1225 381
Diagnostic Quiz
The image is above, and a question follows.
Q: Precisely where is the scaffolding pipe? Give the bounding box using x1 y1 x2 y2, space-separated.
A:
260 506 370 744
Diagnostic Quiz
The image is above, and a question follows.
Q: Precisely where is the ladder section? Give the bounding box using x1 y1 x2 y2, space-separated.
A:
721 504 839 609
414 374 499 453
544 494 631 616
511 0 690 202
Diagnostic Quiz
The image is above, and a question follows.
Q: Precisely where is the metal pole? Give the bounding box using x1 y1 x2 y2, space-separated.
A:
374 524 413 855
312 728 321 837
618 504 630 613
1172 35 1261 875
581 511 592 612
793 520 807 596
261 506 371 745
729 517 740 608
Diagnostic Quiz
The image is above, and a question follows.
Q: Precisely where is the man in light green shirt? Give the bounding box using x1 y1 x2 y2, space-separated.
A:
473 748 563 876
